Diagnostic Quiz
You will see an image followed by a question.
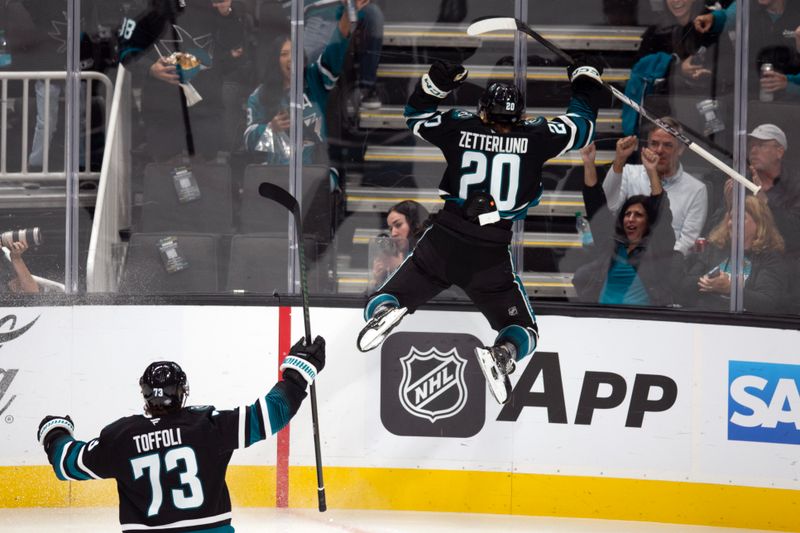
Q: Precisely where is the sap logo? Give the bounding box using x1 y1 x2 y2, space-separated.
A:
0 368 18 417
498 352 678 428
729 361 800 445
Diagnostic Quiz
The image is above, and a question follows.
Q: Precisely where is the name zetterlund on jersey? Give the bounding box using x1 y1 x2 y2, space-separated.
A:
133 428 183 453
458 131 529 154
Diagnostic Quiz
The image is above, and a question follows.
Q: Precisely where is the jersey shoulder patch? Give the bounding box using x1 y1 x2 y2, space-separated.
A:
447 109 478 121
521 117 546 127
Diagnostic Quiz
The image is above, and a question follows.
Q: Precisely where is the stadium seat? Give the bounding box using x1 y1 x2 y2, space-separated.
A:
140 163 234 234
225 233 332 294
239 164 334 244
119 233 220 293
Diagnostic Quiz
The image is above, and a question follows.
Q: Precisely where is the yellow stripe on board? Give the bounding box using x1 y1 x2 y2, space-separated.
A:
0 466 276 508
4 466 798 531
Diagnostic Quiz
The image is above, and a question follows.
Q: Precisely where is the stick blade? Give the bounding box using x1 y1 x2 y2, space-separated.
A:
258 182 298 213
466 16 519 36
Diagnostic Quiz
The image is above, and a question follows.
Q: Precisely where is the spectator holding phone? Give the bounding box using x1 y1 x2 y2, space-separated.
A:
680 195 788 313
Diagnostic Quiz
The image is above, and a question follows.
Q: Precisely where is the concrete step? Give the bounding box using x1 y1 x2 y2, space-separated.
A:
382 23 645 52
345 186 585 217
337 267 576 298
353 227 583 248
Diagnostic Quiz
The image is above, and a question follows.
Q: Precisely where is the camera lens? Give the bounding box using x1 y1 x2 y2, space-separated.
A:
0 227 42 248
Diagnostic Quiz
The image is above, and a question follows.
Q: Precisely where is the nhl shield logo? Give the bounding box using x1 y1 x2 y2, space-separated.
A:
399 346 467 423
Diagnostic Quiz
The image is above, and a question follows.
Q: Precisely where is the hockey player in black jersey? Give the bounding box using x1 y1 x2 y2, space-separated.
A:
357 59 605 404
37 336 325 532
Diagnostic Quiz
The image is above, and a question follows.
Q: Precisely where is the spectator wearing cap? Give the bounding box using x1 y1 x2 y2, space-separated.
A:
746 124 800 257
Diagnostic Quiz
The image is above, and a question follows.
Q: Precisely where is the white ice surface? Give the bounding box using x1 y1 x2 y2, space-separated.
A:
0 508 775 533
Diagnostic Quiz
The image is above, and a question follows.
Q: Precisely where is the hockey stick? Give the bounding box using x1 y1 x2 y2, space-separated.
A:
466 17 760 194
257 182 327 513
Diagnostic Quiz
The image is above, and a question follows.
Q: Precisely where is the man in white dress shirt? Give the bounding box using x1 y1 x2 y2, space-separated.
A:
603 116 708 255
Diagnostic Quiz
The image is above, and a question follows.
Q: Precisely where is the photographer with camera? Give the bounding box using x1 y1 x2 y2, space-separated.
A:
0 228 40 294
369 200 429 292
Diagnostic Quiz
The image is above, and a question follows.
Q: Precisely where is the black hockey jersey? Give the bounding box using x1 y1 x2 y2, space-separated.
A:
405 82 599 220
44 381 305 532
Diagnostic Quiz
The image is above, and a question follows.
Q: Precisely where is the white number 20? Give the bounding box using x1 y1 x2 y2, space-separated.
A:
459 152 521 211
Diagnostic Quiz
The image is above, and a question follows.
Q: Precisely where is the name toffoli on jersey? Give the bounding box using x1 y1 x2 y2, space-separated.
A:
458 131 529 154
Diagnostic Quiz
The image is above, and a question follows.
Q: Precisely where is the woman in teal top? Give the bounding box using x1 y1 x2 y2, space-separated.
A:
574 143 681 306
243 2 364 163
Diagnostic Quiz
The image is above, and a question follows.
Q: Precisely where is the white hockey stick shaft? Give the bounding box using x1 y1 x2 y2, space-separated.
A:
467 17 761 194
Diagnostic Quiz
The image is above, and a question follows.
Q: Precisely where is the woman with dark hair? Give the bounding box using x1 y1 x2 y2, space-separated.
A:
243 1 366 164
680 196 788 313
573 143 680 306
370 200 430 291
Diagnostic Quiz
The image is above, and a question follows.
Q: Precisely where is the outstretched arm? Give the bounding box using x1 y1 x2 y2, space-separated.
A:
221 336 326 450
38 416 111 481
404 61 468 138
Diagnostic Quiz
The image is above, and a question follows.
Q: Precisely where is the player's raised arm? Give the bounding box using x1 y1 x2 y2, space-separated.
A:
404 61 468 137
218 336 326 450
545 57 605 155
38 415 113 481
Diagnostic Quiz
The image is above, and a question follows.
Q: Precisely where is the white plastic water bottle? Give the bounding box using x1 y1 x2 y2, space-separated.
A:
576 212 593 246
346 0 358 23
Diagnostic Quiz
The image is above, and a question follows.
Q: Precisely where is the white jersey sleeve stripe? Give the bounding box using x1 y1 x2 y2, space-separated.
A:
258 395 269 437
58 441 78 482
76 444 102 480
554 115 578 156
238 405 247 449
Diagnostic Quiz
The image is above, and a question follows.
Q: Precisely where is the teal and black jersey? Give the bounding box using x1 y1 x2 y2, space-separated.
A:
243 24 350 160
43 380 306 532
405 85 599 220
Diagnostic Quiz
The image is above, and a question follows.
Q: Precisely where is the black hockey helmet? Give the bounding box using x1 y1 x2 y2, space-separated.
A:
139 361 189 415
477 82 524 124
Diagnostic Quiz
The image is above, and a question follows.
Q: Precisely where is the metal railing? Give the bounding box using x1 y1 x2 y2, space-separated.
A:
0 71 112 181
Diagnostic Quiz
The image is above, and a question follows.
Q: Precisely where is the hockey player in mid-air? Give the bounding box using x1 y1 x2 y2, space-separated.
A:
37 336 325 532
357 58 605 404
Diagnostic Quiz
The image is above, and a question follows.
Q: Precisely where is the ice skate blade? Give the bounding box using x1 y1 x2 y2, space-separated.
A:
474 347 512 404
357 307 408 352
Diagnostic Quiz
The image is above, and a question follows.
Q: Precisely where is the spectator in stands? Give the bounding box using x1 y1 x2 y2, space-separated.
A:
0 241 40 294
747 124 800 254
291 0 384 109
369 200 429 291
244 1 361 185
622 0 719 136
694 0 800 101
708 124 800 255
680 195 788 313
573 142 679 306
120 0 244 161
604 118 708 255
12 0 111 170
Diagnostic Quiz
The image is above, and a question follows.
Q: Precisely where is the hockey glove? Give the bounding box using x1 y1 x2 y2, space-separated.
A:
422 61 469 99
38 415 74 454
567 56 604 85
281 336 326 387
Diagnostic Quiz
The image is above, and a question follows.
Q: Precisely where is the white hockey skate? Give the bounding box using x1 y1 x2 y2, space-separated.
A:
357 306 408 352
474 344 515 404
